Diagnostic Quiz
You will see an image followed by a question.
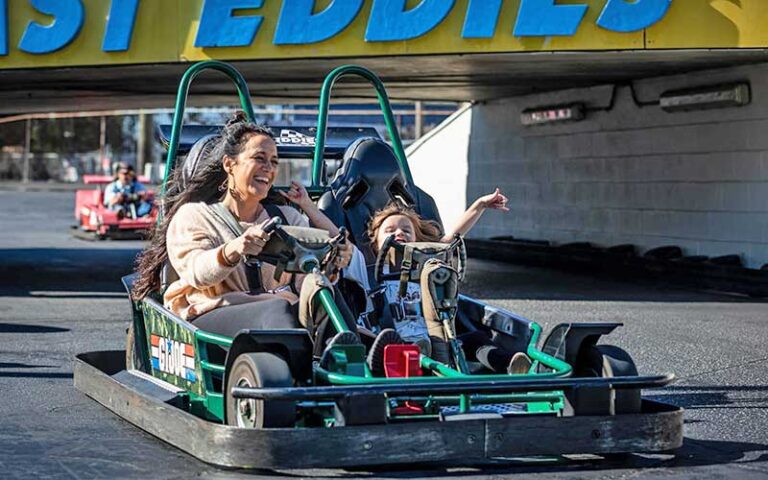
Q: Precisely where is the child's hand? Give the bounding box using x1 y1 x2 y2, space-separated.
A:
476 188 509 211
279 181 313 211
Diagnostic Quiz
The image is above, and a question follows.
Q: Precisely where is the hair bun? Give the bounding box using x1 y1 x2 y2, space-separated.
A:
224 110 249 128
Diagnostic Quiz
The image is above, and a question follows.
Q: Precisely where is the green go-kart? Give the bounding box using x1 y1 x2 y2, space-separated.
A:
74 61 683 469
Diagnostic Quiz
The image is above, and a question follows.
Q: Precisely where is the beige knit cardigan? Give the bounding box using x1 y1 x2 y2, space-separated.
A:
163 202 308 320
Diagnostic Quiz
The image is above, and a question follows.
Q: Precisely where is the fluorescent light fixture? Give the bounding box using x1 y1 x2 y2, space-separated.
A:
521 103 584 126
660 83 750 112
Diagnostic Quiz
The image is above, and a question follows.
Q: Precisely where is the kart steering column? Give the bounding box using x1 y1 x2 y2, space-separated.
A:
303 228 351 336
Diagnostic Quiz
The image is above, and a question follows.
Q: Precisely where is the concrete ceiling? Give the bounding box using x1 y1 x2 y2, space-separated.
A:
1 49 767 115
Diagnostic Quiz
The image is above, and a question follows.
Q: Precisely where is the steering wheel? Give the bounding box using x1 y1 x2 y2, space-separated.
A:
247 217 347 280
374 234 467 285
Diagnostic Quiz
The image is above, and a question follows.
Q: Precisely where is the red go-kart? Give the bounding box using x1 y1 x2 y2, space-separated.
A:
72 174 157 240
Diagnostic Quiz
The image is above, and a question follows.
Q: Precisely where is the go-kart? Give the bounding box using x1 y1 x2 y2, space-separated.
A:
72 174 157 240
74 61 683 469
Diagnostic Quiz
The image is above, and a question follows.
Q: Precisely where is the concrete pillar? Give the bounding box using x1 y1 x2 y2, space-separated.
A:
415 101 423 139
22 118 31 183
136 113 147 174
136 112 152 176
99 116 108 174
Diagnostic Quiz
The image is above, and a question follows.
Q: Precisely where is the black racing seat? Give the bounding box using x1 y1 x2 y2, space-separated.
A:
318 137 443 269
179 134 219 192
317 138 443 325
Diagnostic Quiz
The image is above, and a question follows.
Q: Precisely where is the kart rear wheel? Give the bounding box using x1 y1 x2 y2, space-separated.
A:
225 352 295 428
576 344 641 414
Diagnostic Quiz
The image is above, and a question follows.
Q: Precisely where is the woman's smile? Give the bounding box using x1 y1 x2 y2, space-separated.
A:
228 134 279 201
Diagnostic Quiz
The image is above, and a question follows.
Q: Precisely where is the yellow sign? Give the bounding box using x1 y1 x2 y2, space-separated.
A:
0 0 765 71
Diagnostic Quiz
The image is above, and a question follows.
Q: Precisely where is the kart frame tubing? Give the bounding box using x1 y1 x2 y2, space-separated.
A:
232 373 675 401
162 61 256 199
313 65 412 187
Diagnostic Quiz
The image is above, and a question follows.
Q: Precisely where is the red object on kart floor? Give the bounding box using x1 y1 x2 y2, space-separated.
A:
384 344 422 378
383 344 424 415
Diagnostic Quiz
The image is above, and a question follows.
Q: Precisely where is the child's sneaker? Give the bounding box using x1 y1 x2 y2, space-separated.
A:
507 352 533 374
318 331 360 369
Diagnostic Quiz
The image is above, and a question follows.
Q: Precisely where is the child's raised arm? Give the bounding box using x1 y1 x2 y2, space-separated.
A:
441 188 509 242
279 180 340 235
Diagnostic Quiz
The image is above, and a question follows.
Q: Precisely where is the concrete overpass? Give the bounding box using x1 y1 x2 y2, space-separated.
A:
0 0 766 113
2 49 768 113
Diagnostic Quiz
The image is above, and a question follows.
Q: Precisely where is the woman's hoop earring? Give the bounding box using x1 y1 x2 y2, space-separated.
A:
225 174 242 200
218 178 228 192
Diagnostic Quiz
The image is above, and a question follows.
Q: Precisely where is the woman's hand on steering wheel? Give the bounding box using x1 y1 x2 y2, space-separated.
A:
279 181 313 211
238 219 274 256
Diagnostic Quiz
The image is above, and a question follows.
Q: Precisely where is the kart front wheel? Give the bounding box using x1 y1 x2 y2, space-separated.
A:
225 352 295 428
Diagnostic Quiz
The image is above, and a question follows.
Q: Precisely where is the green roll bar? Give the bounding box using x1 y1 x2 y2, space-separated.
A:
312 65 413 188
161 61 256 199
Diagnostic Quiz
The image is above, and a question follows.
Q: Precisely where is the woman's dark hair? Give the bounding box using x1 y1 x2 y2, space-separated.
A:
132 111 274 299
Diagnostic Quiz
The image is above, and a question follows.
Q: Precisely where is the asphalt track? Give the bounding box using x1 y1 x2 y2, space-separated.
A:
1 189 767 479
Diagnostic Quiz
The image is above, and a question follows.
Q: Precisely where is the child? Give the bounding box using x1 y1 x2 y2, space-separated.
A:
345 189 532 374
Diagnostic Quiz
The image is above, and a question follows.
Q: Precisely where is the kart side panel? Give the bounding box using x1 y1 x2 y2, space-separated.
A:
141 301 205 397
75 350 684 469
74 189 102 218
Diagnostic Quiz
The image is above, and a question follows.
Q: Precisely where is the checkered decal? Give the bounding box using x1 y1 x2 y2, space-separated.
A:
276 129 316 146
150 334 197 383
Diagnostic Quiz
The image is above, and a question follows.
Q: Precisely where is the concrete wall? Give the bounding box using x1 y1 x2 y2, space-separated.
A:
465 63 768 269
407 104 472 230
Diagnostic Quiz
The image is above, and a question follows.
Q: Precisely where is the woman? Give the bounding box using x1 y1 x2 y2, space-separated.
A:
133 113 354 342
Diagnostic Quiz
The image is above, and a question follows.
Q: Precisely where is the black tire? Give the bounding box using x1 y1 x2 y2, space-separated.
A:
125 322 148 373
577 344 641 414
225 352 295 428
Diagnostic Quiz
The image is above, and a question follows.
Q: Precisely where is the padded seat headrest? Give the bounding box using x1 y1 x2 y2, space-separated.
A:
179 134 219 191
317 135 444 302
332 137 415 211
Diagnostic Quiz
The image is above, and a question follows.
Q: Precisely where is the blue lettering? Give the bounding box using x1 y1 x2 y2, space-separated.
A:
102 0 140 52
366 0 455 42
513 0 588 37
597 0 672 33
195 0 263 48
0 0 6 55
462 0 502 38
19 0 84 54
274 0 363 45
